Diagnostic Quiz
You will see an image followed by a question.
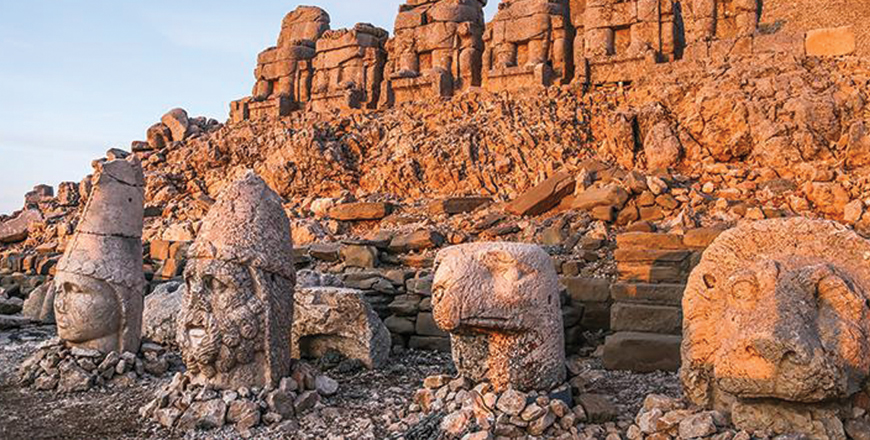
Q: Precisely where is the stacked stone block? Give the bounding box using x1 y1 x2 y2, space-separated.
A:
602 228 721 372
230 7 331 122
483 0 574 91
578 0 677 84
379 0 487 107
310 24 389 113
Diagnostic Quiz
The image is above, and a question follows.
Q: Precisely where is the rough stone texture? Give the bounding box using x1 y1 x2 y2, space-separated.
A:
161 108 190 143
178 171 295 390
142 281 183 347
292 286 390 369
310 24 389 112
682 218 870 438
0 209 43 244
230 6 331 122
505 172 575 216
483 0 574 91
328 202 393 221
380 0 486 107
806 26 857 57
432 242 565 392
603 331 681 373
54 156 146 355
21 282 56 323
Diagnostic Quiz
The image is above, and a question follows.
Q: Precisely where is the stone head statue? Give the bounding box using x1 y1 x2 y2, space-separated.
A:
54 156 146 355
178 171 295 390
432 242 565 392
682 218 870 435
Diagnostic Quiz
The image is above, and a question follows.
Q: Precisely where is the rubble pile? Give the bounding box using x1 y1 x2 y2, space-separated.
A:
17 337 175 393
140 363 338 436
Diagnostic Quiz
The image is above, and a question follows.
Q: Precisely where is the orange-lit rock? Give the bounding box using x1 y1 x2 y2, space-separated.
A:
432 242 565 392
682 218 870 438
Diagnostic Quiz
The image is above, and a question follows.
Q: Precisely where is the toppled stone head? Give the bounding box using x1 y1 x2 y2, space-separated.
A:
178 171 295 390
54 156 146 355
432 242 565 392
682 218 870 436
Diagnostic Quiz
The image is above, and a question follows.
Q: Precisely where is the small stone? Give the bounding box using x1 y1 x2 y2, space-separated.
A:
496 389 528 416
528 411 556 435
294 390 320 413
423 374 451 389
227 400 261 430
315 375 339 396
678 411 717 439
520 403 547 421
266 390 296 419
57 362 93 393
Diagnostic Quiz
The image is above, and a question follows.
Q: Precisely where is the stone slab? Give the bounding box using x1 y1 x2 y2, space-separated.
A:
602 332 681 372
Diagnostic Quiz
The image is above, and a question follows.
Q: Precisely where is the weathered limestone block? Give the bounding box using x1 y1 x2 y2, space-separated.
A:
292 287 390 369
381 0 487 107
433 242 565 392
230 6 331 122
54 156 146 355
142 281 184 347
178 171 295 389
22 283 56 323
682 218 870 438
484 0 574 91
0 209 43 244
806 26 857 58
310 23 389 112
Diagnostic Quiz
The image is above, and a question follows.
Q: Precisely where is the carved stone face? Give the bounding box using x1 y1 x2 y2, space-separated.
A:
432 246 557 334
180 259 266 383
682 218 870 416
432 242 565 392
705 260 870 402
54 272 121 346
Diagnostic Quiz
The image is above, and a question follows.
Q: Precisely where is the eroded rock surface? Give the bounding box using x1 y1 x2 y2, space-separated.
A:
178 171 295 390
682 217 870 438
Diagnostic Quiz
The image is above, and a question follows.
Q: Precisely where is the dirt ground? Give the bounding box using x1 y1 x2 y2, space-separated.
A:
0 325 681 440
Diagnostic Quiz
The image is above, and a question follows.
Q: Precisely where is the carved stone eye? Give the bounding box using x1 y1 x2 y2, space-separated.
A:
703 274 716 289
732 280 757 302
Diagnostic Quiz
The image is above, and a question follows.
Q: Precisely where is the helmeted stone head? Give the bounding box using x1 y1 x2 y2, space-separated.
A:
178 171 295 390
432 242 565 391
54 156 146 355
682 218 870 435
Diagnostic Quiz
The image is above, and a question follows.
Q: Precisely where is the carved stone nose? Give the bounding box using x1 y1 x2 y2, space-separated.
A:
749 335 813 366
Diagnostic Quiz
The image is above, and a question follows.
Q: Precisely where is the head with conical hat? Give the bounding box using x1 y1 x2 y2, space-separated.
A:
54 155 146 355
179 171 295 389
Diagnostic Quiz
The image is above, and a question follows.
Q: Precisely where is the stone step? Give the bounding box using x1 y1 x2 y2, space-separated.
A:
610 303 682 335
613 248 692 263
602 332 681 373
617 262 689 284
610 282 685 306
560 276 611 303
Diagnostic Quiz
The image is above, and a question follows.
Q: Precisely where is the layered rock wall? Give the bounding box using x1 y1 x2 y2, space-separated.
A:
227 1 865 121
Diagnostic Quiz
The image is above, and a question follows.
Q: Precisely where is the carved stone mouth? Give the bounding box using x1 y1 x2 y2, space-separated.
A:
187 327 206 347
460 317 511 329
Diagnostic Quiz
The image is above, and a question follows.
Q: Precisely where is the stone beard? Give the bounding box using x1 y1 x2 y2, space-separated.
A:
179 258 294 389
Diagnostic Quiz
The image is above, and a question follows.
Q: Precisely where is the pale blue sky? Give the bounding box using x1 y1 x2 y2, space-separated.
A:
0 1 499 215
